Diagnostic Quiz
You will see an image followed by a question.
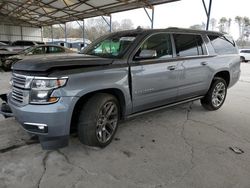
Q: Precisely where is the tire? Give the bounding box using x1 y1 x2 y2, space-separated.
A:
2 61 12 71
240 56 245 63
201 77 227 111
77 93 120 148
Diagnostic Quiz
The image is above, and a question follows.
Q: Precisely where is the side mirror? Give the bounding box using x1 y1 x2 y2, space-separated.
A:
136 49 157 60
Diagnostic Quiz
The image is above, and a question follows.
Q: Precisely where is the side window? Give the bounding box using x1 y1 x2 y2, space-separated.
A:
12 41 22 46
32 47 45 55
22 41 34 46
208 35 238 55
173 34 206 57
48 46 65 53
135 33 173 59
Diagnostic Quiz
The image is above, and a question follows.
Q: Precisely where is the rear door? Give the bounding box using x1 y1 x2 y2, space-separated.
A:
173 33 213 100
130 33 181 113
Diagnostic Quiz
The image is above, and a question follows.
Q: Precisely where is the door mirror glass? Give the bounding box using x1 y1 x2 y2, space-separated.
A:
137 49 157 59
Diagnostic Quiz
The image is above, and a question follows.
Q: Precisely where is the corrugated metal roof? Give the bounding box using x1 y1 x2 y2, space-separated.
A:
0 0 180 27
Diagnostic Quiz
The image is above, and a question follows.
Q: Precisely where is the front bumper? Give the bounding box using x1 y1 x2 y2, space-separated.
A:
8 96 78 149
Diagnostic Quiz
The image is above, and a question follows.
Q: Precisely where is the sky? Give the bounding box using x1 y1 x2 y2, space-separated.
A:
110 0 250 40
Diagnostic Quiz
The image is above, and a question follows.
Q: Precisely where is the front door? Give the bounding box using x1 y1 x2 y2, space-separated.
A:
130 33 180 113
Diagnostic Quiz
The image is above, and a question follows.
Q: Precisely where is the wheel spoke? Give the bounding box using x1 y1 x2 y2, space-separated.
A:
106 104 115 117
96 101 118 143
101 130 106 142
211 81 226 108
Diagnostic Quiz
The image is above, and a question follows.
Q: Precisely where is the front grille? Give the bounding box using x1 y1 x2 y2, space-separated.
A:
12 74 26 89
12 87 24 103
11 73 33 105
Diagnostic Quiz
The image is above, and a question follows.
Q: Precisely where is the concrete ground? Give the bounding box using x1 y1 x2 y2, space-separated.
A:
0 64 250 188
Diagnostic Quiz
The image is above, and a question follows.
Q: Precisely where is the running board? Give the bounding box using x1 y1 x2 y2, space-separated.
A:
127 96 203 119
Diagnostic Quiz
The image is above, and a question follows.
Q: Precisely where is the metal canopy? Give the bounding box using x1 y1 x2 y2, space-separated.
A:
0 0 180 27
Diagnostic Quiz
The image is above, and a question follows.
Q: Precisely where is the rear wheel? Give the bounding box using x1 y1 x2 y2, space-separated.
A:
240 56 248 63
201 78 227 111
77 93 119 148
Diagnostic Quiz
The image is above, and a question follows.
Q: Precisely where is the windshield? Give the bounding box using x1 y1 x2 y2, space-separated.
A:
18 46 35 55
82 34 137 58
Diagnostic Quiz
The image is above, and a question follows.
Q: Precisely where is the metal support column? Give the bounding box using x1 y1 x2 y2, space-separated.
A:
41 26 43 41
76 20 86 48
83 19 85 46
143 6 154 29
101 15 112 32
20 26 23 40
202 0 213 30
51 25 53 43
64 23 67 47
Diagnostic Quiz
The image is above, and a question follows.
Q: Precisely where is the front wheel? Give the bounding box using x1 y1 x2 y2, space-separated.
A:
77 93 120 148
2 60 12 71
201 78 227 111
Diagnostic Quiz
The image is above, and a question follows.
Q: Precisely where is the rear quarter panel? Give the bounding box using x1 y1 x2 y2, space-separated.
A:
206 54 241 90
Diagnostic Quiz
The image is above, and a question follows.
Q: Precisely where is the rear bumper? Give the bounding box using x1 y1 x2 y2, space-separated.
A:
8 96 78 149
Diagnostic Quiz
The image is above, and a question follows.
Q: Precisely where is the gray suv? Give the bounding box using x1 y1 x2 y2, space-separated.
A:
6 28 241 149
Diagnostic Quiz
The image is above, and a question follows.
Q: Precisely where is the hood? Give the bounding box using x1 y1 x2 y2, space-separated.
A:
7 54 24 60
12 53 114 72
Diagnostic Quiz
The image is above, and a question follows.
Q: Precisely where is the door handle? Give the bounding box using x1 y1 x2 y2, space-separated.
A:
167 65 176 71
201 62 208 66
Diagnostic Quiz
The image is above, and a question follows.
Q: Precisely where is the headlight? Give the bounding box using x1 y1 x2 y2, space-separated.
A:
30 77 68 104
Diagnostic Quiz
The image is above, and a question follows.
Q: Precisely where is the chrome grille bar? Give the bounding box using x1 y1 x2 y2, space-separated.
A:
11 73 34 105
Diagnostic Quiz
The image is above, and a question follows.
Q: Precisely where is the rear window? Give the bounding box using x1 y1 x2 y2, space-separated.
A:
208 35 238 55
240 49 250 53
48 46 65 53
173 34 206 57
12 41 34 46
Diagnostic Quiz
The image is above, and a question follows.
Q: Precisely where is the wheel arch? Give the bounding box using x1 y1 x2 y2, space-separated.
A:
213 70 230 87
70 88 128 133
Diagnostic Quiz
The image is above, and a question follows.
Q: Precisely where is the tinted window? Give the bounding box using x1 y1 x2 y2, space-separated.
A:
240 50 250 53
36 42 45 45
48 46 65 53
32 47 46 55
22 41 34 46
174 34 206 57
208 35 238 55
12 41 23 46
136 33 173 59
12 41 34 46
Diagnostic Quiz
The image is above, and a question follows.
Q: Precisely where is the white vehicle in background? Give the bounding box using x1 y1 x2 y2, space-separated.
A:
239 49 250 62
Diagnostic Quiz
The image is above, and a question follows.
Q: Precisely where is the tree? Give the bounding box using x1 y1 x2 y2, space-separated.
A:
235 16 250 43
190 24 204 30
189 22 205 30
218 17 227 33
210 18 217 31
42 18 135 42
235 16 243 40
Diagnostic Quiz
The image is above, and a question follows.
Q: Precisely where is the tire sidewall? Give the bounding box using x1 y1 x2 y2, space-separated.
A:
77 94 120 148
207 78 227 110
